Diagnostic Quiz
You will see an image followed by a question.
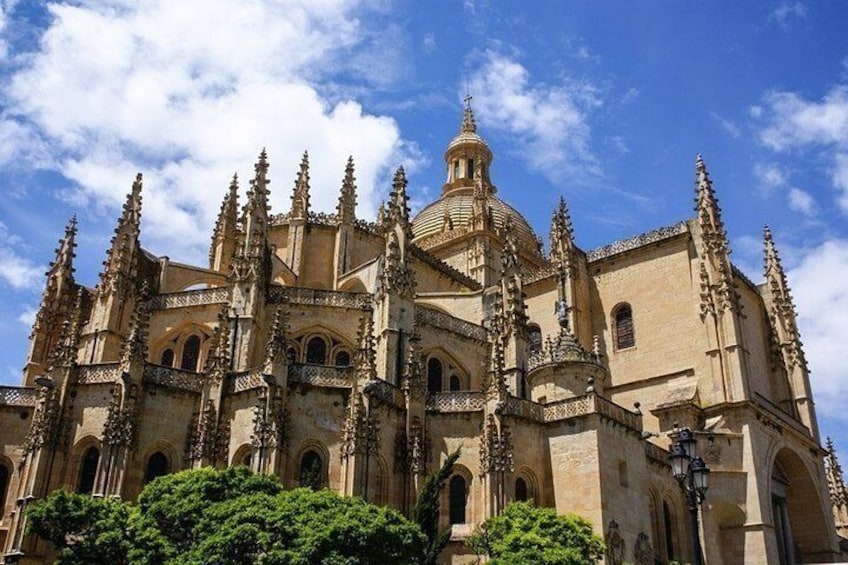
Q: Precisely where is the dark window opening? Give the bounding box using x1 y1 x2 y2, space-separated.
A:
453 160 459 181
468 158 475 179
306 337 327 365
144 452 170 484
335 350 351 367
515 477 528 502
614 305 635 350
78 447 100 494
528 325 542 354
449 374 461 391
427 358 443 394
299 450 323 490
0 464 10 518
449 475 467 524
160 348 174 367
663 501 676 561
181 335 201 371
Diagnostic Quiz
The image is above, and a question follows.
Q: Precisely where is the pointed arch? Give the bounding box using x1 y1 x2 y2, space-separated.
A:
294 441 329 489
0 455 12 519
423 348 471 393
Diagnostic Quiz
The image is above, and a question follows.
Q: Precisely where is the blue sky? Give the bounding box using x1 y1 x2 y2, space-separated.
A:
1 1 847 451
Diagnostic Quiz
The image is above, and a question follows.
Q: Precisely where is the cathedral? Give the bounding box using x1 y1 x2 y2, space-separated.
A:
0 102 846 564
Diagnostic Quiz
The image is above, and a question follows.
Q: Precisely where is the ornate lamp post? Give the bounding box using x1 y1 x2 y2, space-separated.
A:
669 428 710 565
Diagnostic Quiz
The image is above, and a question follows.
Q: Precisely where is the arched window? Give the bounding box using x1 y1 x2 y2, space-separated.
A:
515 477 528 502
78 447 100 494
528 325 542 354
305 337 327 365
449 374 461 392
299 450 323 490
144 452 170 484
0 463 10 518
160 348 174 367
427 358 443 394
334 350 351 367
449 475 467 524
614 304 635 350
467 158 475 179
663 500 678 561
181 335 201 371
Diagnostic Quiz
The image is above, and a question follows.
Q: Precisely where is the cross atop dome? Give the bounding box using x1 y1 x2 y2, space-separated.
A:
461 94 477 133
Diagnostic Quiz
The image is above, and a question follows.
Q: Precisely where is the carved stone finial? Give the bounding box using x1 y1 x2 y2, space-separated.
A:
263 306 288 372
291 150 310 219
209 172 240 269
337 156 357 224
461 95 477 134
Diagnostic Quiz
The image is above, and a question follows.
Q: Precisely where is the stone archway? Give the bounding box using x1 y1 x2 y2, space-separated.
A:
771 448 832 563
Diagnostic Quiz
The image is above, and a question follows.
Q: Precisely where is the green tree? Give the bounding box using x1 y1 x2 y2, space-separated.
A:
26 489 134 565
466 501 605 565
27 467 426 565
412 448 461 565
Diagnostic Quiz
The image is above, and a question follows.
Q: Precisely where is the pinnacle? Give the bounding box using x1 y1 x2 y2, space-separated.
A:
461 94 477 134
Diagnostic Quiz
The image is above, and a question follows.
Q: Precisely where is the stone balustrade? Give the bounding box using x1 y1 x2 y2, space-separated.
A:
76 363 122 384
415 307 488 342
288 364 352 388
143 364 204 393
268 286 372 309
0 385 39 407
149 287 229 310
426 391 486 413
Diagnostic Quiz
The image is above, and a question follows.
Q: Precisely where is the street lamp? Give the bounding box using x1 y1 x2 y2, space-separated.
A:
669 428 710 565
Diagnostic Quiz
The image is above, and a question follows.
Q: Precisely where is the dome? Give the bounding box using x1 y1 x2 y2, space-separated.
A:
411 191 541 254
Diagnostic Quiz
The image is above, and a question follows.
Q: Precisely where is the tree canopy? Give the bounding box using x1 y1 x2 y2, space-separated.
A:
27 466 425 565
466 501 605 565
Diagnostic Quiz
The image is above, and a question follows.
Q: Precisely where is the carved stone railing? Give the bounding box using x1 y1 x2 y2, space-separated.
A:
426 391 486 413
77 363 122 384
268 286 372 309
595 395 643 432
149 287 229 310
269 212 290 225
364 379 405 408
0 386 39 407
354 218 379 234
143 364 204 393
416 226 470 251
645 441 670 468
230 371 265 393
416 307 488 342
288 364 352 388
502 396 545 421
587 222 688 263
542 395 594 422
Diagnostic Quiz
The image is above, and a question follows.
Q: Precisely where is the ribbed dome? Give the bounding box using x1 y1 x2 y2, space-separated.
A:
411 192 540 253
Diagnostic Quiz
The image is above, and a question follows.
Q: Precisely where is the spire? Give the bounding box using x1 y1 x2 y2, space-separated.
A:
401 333 424 396
550 196 574 254
337 156 357 224
354 308 377 382
826 437 848 514
291 150 310 220
99 174 143 295
54 215 78 279
695 155 728 257
387 166 411 236
204 308 231 378
461 94 477 134
120 284 150 367
763 226 805 369
47 288 84 370
33 216 78 336
263 306 288 373
209 173 240 270
233 150 271 283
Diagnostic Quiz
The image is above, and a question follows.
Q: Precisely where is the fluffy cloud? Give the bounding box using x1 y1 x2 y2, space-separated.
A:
468 50 602 184
787 187 815 216
2 0 417 263
0 223 42 290
789 239 848 420
755 86 848 212
768 1 808 28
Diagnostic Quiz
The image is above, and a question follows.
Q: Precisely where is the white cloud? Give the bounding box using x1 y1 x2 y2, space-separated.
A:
710 111 741 138
2 0 418 264
789 239 848 421
787 187 815 216
769 1 808 27
754 162 786 189
756 86 848 213
468 50 602 184
422 33 436 54
0 222 43 290
17 306 37 327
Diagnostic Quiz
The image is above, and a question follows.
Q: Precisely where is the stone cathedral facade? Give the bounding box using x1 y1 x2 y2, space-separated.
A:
0 104 845 564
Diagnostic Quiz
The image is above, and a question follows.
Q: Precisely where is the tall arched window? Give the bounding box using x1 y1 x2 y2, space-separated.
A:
449 374 461 392
515 477 528 502
305 337 327 365
449 475 467 524
663 500 678 561
78 447 100 494
0 462 10 518
614 304 635 350
180 335 201 371
299 450 323 490
160 348 174 367
427 358 443 394
144 452 170 484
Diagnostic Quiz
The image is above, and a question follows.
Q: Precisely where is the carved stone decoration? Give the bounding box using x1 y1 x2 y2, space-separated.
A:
483 337 507 400
336 156 357 225
826 437 848 512
401 333 425 397
606 519 625 565
378 230 416 299
634 532 653 565
102 384 140 448
290 151 311 220
527 327 602 371
188 399 219 464
250 386 288 452
22 386 60 455
341 393 379 458
99 174 143 298
354 308 377 382
479 414 513 476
